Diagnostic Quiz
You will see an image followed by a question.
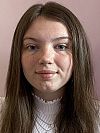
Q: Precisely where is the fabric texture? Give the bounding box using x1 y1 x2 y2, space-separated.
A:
32 94 61 133
0 97 100 133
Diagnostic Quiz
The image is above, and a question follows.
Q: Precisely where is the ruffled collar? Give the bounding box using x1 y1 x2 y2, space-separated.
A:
33 94 61 115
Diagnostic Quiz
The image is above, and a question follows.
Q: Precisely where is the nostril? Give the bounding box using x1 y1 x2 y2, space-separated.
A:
39 59 52 65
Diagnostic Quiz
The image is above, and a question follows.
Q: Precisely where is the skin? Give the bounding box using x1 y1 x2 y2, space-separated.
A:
21 16 73 101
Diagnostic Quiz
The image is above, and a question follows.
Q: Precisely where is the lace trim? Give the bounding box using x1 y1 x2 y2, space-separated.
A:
33 93 62 104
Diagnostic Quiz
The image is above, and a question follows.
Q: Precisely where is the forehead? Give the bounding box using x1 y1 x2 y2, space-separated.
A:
24 16 69 42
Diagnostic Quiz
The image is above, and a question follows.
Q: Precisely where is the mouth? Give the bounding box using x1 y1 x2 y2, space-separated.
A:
36 70 57 74
36 70 58 80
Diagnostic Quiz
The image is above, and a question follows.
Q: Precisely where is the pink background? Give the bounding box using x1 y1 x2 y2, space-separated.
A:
0 0 100 99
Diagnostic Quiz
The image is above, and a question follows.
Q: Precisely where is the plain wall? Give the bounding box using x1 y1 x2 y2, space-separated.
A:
0 0 100 99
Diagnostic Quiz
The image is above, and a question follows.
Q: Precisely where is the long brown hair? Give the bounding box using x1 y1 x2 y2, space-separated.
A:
0 2 98 133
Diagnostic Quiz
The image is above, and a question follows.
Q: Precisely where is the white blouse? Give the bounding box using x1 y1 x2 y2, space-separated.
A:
32 95 100 133
32 94 61 133
0 97 100 133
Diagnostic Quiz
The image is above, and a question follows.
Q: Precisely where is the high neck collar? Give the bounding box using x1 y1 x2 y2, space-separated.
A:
33 94 61 115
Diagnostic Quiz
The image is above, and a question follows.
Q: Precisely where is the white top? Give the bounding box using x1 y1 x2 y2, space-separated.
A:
32 95 100 133
0 97 100 133
32 94 61 133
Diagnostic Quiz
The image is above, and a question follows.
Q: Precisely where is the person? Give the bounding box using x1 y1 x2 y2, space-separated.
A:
0 1 99 133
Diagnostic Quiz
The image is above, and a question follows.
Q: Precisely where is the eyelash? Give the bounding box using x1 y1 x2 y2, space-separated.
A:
25 44 39 51
54 43 69 51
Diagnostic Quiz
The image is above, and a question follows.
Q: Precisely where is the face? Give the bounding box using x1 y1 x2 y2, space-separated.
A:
21 16 73 99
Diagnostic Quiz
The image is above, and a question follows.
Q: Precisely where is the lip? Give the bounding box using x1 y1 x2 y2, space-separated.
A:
36 70 57 74
36 70 57 80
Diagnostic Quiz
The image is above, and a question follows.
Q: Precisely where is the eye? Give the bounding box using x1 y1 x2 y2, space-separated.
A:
54 43 68 51
25 43 39 52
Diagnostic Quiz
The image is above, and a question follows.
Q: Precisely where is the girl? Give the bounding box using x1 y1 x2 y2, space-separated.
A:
0 1 99 133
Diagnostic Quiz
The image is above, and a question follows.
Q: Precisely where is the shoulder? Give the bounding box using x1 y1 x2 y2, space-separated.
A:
0 97 5 125
94 99 100 132
94 99 100 117
0 97 5 104
94 99 100 115
0 97 5 111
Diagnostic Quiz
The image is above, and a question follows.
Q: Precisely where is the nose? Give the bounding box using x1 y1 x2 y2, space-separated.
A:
38 45 54 65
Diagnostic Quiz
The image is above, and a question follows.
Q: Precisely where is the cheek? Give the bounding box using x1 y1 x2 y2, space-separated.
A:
56 53 72 71
21 54 36 71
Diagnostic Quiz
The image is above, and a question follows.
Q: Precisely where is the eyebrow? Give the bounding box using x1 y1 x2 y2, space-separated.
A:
23 36 71 43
